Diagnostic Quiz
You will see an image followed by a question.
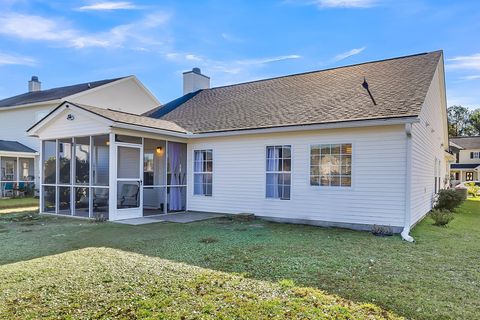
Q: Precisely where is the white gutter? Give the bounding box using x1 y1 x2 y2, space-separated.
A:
401 123 415 242
0 99 63 111
0 151 38 157
191 117 419 138
112 122 191 139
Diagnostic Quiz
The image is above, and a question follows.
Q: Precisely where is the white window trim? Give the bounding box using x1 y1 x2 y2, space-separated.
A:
308 142 355 190
193 149 213 197
265 144 292 201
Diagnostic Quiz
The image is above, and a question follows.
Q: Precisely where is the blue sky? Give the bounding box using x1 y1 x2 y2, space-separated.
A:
0 0 479 108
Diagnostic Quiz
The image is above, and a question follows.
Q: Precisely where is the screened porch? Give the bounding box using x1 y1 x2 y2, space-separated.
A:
40 133 187 220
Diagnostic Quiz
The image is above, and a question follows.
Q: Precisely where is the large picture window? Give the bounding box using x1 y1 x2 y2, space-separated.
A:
266 145 291 200
310 143 352 187
194 149 212 196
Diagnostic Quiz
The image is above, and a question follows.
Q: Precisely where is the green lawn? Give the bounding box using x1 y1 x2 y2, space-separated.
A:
0 196 38 210
0 248 399 319
0 199 479 319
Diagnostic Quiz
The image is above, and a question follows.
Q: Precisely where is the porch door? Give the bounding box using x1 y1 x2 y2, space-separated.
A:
116 144 143 219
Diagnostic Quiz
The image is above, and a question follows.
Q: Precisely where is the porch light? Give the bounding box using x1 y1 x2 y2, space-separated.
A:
156 146 163 154
106 141 110 146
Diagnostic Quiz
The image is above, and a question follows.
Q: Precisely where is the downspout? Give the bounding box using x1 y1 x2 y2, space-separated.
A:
402 123 415 242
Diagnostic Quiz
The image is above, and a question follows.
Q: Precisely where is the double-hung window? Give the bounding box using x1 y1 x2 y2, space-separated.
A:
471 152 480 159
310 143 352 187
194 150 213 196
266 145 291 200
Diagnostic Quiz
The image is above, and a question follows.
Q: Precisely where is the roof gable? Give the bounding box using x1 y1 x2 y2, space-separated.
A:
153 51 442 133
0 140 36 153
0 77 126 108
450 136 480 150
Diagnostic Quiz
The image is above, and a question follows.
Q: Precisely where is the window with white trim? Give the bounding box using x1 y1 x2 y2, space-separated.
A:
471 152 480 159
194 150 213 196
266 145 291 200
310 143 352 187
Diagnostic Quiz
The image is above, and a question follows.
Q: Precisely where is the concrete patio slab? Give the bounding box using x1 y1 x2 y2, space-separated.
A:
148 211 226 223
115 212 226 225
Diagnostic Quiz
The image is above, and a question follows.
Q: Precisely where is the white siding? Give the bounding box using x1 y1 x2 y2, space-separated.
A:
410 62 449 225
187 125 407 228
70 77 158 115
36 109 110 140
458 149 480 164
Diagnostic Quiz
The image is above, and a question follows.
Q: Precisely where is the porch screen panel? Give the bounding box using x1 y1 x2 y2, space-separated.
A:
58 138 72 184
43 140 56 184
42 186 56 212
75 137 90 185
19 158 34 181
92 135 109 186
1 157 17 181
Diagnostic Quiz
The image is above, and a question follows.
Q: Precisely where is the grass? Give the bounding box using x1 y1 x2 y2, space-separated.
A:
0 199 479 319
0 248 400 319
0 197 38 210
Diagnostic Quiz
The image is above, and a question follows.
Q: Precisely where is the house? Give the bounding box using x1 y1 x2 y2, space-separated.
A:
449 136 480 185
28 50 449 241
0 76 160 197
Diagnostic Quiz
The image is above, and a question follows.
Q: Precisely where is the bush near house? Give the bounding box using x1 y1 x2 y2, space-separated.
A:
429 209 455 226
465 182 480 197
434 189 464 211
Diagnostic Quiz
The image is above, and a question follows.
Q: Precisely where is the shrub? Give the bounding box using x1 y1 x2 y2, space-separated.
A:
371 225 393 237
434 189 464 211
429 209 455 226
465 182 479 198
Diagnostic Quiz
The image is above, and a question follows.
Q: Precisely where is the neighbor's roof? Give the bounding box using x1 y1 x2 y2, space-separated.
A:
451 163 480 169
0 140 36 153
68 103 187 134
450 136 480 150
0 77 127 108
146 51 443 133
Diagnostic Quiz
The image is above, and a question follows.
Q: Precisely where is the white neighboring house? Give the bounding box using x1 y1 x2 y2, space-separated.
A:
0 76 160 197
449 136 480 185
28 51 450 241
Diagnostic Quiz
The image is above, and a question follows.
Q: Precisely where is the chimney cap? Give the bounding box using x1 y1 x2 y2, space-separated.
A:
192 67 201 74
31 76 39 82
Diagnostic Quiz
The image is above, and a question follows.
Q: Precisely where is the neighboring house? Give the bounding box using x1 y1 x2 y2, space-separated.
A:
449 136 480 185
0 76 160 197
28 50 449 241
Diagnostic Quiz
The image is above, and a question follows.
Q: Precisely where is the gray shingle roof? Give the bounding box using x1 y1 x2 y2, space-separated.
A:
153 51 442 133
0 77 126 108
72 103 187 134
0 140 36 153
450 136 480 150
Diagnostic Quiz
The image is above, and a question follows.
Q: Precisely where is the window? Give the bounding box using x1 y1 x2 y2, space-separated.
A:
194 149 212 196
310 143 352 187
266 145 291 200
471 152 480 159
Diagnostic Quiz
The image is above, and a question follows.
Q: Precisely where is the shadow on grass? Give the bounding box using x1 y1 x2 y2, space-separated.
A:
0 199 479 320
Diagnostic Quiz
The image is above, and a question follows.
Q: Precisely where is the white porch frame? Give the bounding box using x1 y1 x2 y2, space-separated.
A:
0 152 37 198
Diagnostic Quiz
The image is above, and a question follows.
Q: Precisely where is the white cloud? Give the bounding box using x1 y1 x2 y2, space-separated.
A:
285 0 378 8
236 54 302 65
447 53 480 71
221 32 244 43
0 52 36 66
77 1 138 11
332 47 366 62
0 13 76 41
460 75 480 81
315 0 377 8
0 11 171 49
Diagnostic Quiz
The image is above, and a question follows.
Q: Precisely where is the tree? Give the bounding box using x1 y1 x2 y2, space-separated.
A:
470 108 480 135
447 105 473 136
